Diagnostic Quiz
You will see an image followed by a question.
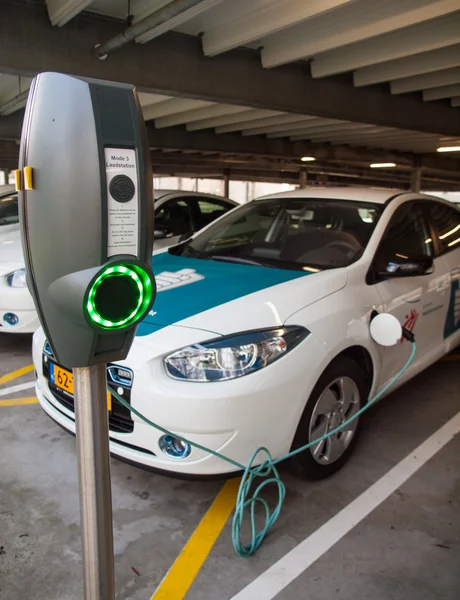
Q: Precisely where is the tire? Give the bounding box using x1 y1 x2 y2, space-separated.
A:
290 356 368 480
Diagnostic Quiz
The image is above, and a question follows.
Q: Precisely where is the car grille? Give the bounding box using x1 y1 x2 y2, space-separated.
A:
42 347 134 434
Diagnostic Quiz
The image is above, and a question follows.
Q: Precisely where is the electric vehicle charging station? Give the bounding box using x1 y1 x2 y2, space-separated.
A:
17 72 156 600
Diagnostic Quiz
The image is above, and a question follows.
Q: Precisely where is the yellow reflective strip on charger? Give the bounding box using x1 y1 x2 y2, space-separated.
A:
24 166 34 190
14 169 22 191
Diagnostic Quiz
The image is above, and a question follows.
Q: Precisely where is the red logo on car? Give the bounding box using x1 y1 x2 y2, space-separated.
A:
401 309 418 342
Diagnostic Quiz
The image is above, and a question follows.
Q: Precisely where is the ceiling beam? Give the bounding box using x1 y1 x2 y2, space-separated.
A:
187 110 283 131
262 0 460 69
424 83 460 101
354 44 460 87
155 103 247 128
142 98 213 121
0 2 459 136
311 12 460 78
242 117 333 137
246 121 375 138
202 0 355 57
391 67 460 94
216 113 316 134
45 0 92 27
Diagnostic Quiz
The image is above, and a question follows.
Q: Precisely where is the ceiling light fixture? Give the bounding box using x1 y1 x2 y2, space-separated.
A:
369 162 396 168
300 156 316 162
436 146 460 152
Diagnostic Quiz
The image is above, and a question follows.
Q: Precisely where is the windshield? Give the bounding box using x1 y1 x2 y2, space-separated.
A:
172 197 383 271
0 193 19 226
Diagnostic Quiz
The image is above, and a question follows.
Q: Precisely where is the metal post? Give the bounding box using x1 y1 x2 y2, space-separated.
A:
223 169 230 198
73 364 115 600
299 169 308 189
411 166 422 192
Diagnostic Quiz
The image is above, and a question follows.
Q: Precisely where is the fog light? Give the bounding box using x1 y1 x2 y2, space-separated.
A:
3 313 19 326
159 435 191 459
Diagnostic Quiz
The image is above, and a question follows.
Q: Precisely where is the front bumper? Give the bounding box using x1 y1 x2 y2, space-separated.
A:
0 283 39 334
0 308 39 333
33 327 329 476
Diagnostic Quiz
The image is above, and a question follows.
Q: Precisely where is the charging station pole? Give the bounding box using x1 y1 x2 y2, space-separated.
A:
74 365 115 599
17 72 156 600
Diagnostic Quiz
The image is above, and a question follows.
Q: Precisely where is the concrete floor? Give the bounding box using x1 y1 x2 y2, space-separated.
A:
0 333 459 600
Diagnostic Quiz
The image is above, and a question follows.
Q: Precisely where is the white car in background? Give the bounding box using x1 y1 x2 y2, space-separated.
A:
34 188 460 479
0 186 38 334
0 188 236 334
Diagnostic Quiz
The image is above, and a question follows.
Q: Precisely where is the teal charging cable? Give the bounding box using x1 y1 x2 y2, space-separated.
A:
108 341 416 557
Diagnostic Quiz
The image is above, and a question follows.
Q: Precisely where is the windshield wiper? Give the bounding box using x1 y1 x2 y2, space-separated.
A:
183 245 209 259
208 255 275 268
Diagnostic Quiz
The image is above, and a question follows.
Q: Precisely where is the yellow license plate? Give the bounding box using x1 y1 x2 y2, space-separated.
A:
52 364 112 411
53 365 74 395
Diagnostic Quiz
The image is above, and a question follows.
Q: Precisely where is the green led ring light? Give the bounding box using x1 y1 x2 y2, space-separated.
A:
86 264 153 330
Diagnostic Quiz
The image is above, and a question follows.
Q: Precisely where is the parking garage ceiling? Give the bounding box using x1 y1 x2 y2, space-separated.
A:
0 0 460 189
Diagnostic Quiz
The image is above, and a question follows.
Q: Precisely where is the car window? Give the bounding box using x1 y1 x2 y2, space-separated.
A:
0 193 19 226
424 202 460 255
372 203 433 276
197 200 232 228
172 197 383 271
155 199 194 237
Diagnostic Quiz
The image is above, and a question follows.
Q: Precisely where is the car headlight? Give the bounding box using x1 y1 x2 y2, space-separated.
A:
6 268 27 288
164 326 309 382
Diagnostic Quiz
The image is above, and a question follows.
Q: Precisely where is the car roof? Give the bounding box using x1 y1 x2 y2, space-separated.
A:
0 185 15 197
255 186 408 204
154 189 237 204
255 186 403 204
0 186 237 205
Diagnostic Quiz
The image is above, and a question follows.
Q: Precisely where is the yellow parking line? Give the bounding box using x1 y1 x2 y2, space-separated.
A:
0 397 38 407
151 477 240 600
0 364 34 386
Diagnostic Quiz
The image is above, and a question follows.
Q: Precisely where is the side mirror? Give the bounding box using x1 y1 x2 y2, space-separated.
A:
153 228 173 240
379 254 433 278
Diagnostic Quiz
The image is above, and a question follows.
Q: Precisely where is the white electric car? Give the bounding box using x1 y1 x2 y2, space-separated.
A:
0 186 39 333
0 188 236 334
34 188 460 479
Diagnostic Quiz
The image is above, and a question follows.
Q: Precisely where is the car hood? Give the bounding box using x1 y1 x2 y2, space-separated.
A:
137 252 347 337
0 227 24 275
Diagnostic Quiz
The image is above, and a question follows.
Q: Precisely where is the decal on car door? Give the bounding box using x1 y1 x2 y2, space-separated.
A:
444 268 460 339
400 309 418 343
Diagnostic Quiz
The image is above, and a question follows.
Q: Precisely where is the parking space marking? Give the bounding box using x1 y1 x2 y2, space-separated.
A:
231 411 460 600
151 477 240 600
0 397 38 407
0 381 35 397
0 364 34 386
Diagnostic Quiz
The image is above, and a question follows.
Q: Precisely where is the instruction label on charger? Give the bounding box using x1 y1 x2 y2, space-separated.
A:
105 147 139 257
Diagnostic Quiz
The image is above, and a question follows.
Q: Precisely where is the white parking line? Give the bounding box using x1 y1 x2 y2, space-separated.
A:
232 411 460 600
0 381 35 397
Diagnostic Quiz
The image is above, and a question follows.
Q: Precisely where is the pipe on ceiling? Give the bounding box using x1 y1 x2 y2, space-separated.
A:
94 0 206 59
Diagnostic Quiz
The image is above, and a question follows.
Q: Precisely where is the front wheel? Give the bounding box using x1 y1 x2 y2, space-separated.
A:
291 356 368 480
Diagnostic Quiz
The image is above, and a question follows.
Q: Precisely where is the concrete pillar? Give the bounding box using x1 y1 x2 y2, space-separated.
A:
299 169 307 189
223 169 230 198
0 169 9 186
411 165 422 193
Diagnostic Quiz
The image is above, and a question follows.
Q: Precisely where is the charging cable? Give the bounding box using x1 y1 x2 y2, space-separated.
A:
108 339 416 557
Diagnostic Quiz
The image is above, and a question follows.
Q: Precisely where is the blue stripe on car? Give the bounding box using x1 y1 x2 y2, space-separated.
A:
444 268 460 339
136 253 309 336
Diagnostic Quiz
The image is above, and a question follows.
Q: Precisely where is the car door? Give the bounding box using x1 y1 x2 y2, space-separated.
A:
369 201 450 384
153 198 195 249
423 200 460 352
